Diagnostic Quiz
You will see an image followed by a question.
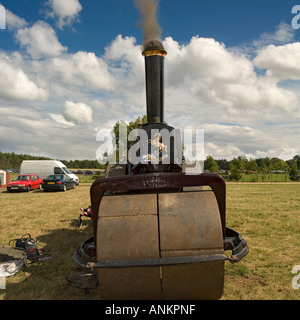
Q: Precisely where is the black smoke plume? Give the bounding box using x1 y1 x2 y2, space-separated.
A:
133 0 162 45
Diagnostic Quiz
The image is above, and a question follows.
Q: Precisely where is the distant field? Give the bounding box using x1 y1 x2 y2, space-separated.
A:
0 182 299 300
222 172 292 182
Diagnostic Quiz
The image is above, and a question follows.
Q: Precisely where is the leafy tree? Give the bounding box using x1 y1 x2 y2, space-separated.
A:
255 158 263 170
229 159 243 181
245 159 258 172
216 159 230 171
230 156 246 173
261 157 272 173
289 162 299 181
112 116 147 163
204 155 219 173
230 167 242 181
293 155 300 170
270 158 289 172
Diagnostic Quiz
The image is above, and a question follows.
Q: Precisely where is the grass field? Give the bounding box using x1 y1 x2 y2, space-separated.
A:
224 182 300 299
0 181 299 300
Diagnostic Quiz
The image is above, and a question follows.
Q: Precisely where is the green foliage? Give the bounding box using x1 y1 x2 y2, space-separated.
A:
229 156 246 181
0 151 105 170
60 159 105 170
289 162 299 181
229 167 243 181
293 155 300 170
112 115 148 163
204 155 219 173
0 151 51 170
216 159 230 171
245 159 258 172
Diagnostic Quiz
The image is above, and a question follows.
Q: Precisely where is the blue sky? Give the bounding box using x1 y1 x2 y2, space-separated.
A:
2 0 299 52
0 0 300 161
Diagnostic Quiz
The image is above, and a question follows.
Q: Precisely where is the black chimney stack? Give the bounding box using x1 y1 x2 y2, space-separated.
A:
131 40 182 174
142 40 167 124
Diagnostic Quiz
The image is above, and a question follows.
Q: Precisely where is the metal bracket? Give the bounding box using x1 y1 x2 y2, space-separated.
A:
224 228 249 263
85 253 230 269
75 227 249 269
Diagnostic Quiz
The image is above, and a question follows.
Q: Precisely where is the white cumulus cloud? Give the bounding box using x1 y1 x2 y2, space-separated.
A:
0 53 48 101
253 22 295 48
44 51 115 92
5 9 28 31
46 0 82 29
62 101 93 125
162 36 298 113
16 21 67 59
254 42 300 80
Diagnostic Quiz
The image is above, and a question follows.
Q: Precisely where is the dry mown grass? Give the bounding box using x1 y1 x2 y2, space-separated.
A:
223 183 300 300
0 182 299 300
0 184 102 300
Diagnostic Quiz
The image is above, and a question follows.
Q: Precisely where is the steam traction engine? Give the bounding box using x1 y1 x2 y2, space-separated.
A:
73 40 249 300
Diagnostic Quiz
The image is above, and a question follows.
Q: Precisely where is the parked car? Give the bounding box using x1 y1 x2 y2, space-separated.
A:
7 174 43 192
42 174 76 192
74 170 84 175
84 170 95 175
20 160 79 185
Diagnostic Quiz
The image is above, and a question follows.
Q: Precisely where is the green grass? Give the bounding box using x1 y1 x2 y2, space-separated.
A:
78 174 105 183
0 184 101 300
221 172 292 182
0 182 299 300
223 184 300 300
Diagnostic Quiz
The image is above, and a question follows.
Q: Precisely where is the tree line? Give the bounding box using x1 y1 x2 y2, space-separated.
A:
1 150 299 181
204 155 300 181
0 151 105 170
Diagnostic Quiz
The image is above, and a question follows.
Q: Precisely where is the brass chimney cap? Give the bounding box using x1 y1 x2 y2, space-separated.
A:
142 40 167 57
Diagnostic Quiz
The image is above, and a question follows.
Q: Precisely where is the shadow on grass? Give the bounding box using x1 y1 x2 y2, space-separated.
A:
2 224 100 300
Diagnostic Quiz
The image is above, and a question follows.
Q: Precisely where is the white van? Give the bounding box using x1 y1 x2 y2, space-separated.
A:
20 160 79 185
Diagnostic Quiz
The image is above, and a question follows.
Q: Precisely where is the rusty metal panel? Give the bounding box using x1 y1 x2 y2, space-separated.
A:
99 193 157 217
97 215 159 260
98 267 161 300
160 250 224 299
97 196 161 300
161 260 224 300
159 191 223 251
158 191 224 300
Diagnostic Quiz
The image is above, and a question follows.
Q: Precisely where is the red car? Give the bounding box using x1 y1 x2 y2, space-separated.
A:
7 174 43 192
